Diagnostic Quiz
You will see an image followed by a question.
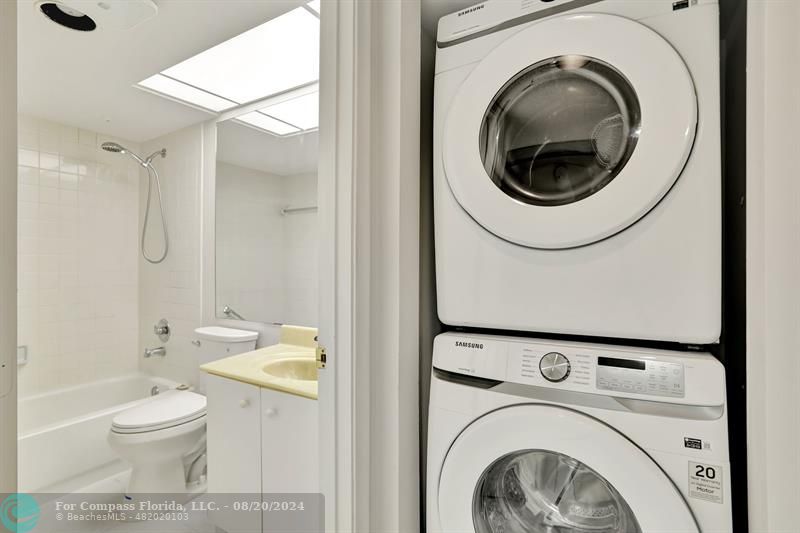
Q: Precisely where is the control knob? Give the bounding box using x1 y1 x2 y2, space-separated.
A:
539 352 571 382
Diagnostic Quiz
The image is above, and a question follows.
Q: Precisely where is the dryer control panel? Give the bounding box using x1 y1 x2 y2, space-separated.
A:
433 332 722 406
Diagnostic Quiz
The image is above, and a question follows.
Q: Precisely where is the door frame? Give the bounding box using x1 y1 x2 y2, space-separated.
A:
0 0 18 493
317 0 421 531
0 1 423 528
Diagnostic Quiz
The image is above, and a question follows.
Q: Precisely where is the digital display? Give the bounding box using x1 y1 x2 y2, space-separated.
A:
597 356 646 371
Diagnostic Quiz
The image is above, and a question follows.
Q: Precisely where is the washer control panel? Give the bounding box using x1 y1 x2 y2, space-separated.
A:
433 333 719 405
596 357 685 398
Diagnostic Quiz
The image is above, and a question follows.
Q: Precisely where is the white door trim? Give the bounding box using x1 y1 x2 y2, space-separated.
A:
0 0 18 493
318 0 421 531
317 0 368 530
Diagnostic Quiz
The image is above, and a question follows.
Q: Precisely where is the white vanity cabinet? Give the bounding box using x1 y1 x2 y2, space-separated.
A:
205 373 319 532
206 374 262 533
260 387 319 494
206 374 262 494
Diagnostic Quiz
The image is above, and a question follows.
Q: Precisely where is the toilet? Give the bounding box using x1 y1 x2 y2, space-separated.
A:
108 326 258 495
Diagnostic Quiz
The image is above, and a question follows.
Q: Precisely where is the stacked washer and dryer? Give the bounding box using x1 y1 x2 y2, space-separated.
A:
428 0 732 532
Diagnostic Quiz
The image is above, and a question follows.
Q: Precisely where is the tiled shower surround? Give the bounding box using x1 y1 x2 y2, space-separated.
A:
16 116 141 396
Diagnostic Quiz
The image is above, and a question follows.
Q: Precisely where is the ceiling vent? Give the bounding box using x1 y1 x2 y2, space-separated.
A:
38 2 96 31
38 0 158 31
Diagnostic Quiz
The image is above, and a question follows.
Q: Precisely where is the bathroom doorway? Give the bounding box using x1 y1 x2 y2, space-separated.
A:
2 0 356 530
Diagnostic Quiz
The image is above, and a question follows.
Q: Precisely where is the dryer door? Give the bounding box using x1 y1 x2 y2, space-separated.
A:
443 14 697 249
437 405 698 532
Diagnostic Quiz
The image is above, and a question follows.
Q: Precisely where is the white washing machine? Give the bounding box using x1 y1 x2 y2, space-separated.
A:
427 332 732 532
434 0 721 344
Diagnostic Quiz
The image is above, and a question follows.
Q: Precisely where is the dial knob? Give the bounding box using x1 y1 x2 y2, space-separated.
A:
539 352 571 382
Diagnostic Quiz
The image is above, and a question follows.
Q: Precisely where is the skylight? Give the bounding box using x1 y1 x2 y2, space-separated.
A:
138 74 237 112
235 112 299 136
260 92 319 131
136 2 320 136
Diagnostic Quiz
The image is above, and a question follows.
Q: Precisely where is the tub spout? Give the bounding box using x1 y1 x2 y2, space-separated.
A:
144 347 166 358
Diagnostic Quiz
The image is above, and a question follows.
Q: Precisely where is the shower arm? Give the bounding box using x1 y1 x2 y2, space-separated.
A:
144 148 167 167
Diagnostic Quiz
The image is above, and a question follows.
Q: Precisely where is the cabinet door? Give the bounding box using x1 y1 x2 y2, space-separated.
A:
260 388 319 495
206 375 262 493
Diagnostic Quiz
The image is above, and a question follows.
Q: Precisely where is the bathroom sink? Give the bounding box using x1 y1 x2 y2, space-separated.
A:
261 358 318 382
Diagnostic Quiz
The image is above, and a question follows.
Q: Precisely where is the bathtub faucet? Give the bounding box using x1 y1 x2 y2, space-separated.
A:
144 347 166 358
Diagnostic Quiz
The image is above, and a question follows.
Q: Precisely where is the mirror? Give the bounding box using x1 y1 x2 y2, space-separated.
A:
215 117 319 327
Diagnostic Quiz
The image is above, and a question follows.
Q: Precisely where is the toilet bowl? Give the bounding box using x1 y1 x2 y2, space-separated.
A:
110 326 257 495
108 390 207 495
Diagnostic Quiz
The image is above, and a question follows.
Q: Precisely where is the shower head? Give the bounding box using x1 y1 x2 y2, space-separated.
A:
101 141 126 154
101 141 165 167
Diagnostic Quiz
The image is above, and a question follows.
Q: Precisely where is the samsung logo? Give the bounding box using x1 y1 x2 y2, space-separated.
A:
455 341 484 349
457 4 484 16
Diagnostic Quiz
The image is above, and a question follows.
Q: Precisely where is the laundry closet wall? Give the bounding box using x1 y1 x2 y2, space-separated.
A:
418 26 440 533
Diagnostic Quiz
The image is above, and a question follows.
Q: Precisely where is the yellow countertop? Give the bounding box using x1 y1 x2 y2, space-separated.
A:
200 325 318 400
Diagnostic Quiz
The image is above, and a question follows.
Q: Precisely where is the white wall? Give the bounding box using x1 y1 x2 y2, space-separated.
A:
216 161 318 327
16 116 140 396
139 124 206 386
216 161 286 324
0 0 18 492
747 1 800 531
283 171 318 327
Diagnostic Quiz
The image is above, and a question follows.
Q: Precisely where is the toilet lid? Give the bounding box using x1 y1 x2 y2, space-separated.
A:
112 390 206 434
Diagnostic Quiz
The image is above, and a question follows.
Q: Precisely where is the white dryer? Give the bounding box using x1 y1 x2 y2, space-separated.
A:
427 332 732 533
434 0 721 343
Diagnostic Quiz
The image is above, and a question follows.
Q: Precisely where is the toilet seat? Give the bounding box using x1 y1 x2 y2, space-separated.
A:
112 390 207 434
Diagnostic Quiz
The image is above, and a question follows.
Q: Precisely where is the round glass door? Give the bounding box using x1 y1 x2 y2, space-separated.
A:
480 56 641 207
474 450 641 533
442 13 697 249
436 405 699 533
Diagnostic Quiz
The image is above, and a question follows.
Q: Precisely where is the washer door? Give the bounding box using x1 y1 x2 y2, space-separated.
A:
443 14 697 249
437 405 698 532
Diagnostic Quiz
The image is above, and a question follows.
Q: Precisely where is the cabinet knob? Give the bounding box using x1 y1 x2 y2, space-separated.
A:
239 398 250 408
265 408 278 418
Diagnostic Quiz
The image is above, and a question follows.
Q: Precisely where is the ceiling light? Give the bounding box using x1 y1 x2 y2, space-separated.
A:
138 74 238 112
259 92 319 131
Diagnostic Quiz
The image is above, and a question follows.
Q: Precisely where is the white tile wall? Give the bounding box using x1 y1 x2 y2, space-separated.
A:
16 115 141 396
215 162 318 327
139 124 205 387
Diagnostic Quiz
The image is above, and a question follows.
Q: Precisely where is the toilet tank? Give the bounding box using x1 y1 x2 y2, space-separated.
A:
193 326 258 394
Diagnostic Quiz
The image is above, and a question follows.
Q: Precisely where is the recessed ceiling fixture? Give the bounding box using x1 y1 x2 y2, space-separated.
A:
135 2 320 137
38 1 97 32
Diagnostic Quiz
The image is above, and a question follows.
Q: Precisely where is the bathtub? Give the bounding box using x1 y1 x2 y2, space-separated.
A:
18 373 179 493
